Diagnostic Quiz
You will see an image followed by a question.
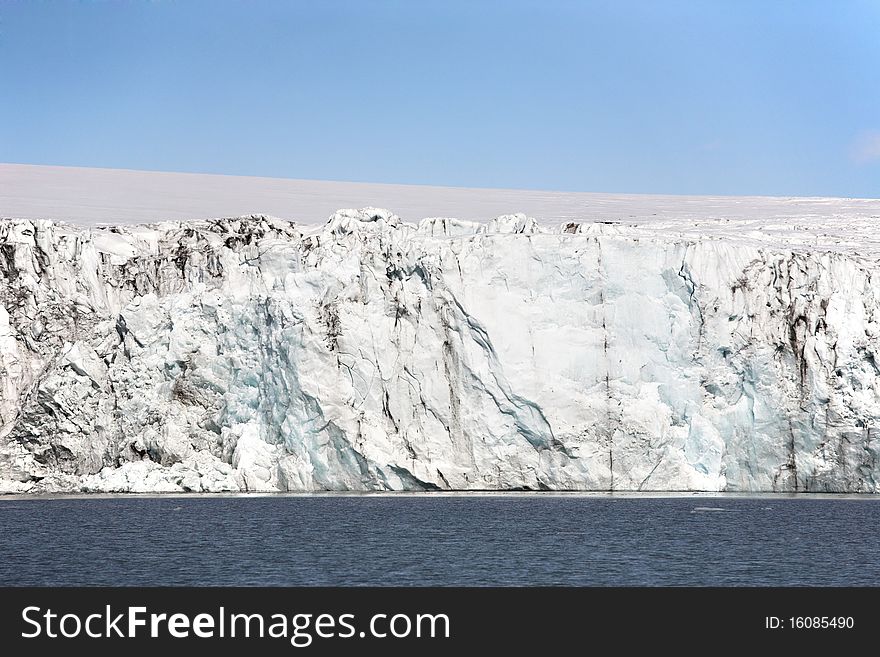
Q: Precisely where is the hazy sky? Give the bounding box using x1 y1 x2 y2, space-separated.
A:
1 1 878 197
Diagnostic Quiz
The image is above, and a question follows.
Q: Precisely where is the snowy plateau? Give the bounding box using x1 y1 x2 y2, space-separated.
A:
3 183 880 493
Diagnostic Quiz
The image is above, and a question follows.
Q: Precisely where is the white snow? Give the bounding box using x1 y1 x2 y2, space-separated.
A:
3 164 880 248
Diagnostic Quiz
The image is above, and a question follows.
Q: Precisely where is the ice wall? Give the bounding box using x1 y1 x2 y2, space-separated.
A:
2 209 878 493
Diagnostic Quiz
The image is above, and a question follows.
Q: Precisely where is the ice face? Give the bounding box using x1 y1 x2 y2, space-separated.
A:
2 208 879 493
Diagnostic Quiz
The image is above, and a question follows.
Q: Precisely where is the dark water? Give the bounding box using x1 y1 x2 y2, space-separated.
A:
1 495 878 586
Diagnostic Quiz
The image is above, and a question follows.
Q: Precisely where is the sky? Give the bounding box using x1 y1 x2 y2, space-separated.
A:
1 0 878 197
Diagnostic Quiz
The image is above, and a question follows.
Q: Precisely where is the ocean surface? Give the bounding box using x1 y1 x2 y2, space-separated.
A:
1 495 878 586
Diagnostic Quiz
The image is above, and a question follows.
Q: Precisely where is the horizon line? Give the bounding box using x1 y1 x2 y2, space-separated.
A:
4 161 877 203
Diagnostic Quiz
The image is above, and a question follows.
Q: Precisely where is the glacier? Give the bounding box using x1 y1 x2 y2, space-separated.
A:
2 207 880 494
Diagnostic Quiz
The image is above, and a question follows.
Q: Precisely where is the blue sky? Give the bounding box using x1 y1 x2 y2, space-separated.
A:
1 1 878 197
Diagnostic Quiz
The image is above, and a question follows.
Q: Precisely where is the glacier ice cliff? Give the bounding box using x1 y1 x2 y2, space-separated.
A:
2 208 880 493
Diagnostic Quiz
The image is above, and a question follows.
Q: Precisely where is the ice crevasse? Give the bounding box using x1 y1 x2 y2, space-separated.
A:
1 208 879 493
